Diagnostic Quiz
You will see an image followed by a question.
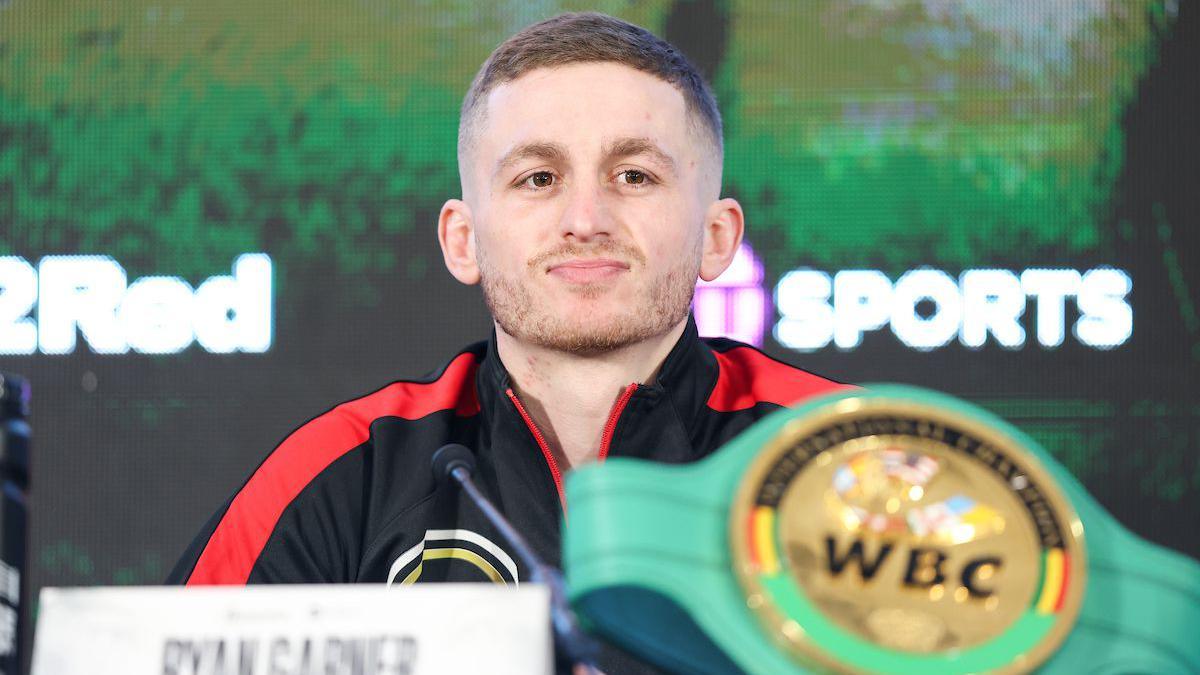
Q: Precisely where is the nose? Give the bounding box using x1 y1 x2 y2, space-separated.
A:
557 182 611 242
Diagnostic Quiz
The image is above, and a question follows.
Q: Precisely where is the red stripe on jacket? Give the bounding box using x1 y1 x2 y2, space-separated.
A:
186 353 480 585
707 346 846 412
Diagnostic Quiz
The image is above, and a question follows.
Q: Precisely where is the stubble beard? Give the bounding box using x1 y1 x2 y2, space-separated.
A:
478 240 699 355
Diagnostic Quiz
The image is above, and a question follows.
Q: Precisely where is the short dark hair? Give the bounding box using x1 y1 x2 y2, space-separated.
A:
458 12 723 166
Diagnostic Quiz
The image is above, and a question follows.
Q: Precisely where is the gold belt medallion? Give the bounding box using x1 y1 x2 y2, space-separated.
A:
730 395 1086 674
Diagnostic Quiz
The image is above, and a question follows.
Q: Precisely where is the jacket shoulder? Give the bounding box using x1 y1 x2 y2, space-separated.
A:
170 346 484 585
703 337 851 412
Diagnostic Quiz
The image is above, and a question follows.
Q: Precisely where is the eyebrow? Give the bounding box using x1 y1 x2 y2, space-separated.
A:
492 136 678 180
493 141 569 178
603 136 678 174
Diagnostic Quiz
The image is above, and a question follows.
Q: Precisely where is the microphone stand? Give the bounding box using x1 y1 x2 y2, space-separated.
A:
433 444 599 674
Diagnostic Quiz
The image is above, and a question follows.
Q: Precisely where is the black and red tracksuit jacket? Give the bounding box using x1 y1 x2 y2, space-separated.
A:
168 317 846 672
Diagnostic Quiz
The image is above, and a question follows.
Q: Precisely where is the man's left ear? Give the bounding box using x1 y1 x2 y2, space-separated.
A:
699 197 746 282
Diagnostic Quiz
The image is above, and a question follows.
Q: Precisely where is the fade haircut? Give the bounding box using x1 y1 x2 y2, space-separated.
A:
457 12 723 172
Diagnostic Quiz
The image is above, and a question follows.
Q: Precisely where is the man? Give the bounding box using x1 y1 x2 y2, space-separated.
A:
169 11 846 673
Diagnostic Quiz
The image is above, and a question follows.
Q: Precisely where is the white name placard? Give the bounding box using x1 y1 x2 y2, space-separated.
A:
32 584 552 675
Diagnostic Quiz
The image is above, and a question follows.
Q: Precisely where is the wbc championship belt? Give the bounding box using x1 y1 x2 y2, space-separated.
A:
563 385 1200 674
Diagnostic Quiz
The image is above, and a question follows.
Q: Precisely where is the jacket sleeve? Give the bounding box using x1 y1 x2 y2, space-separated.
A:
166 406 371 585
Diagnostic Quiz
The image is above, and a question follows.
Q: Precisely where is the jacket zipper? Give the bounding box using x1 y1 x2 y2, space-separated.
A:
598 383 638 461
506 388 566 512
506 383 639 512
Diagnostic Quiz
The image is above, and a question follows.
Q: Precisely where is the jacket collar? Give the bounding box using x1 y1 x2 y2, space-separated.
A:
636 315 718 432
475 315 718 444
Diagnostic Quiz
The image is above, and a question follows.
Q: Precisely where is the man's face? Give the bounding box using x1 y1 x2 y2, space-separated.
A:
465 62 716 354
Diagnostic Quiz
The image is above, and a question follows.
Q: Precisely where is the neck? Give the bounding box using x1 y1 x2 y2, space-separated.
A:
497 319 688 469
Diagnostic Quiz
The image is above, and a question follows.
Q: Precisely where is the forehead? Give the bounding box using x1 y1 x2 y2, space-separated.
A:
478 62 692 167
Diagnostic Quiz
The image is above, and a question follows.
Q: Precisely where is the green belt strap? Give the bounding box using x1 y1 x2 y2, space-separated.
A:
564 385 1200 675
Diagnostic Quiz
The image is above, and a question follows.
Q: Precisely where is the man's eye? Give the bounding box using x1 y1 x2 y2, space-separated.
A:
619 170 647 186
525 172 555 188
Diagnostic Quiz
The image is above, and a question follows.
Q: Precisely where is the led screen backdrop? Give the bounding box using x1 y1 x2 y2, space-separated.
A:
1 0 1196 648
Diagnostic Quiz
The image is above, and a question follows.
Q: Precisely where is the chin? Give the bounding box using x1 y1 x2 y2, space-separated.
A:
552 297 627 324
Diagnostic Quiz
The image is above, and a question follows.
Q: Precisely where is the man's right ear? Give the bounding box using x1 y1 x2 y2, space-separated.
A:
437 199 481 285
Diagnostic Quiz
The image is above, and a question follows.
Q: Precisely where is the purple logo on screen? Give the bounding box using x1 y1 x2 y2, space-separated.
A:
693 243 768 346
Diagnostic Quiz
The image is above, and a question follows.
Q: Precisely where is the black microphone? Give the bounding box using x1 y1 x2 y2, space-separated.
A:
431 443 475 484
431 444 599 672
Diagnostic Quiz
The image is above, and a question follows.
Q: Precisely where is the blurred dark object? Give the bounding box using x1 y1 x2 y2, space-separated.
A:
0 373 29 675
